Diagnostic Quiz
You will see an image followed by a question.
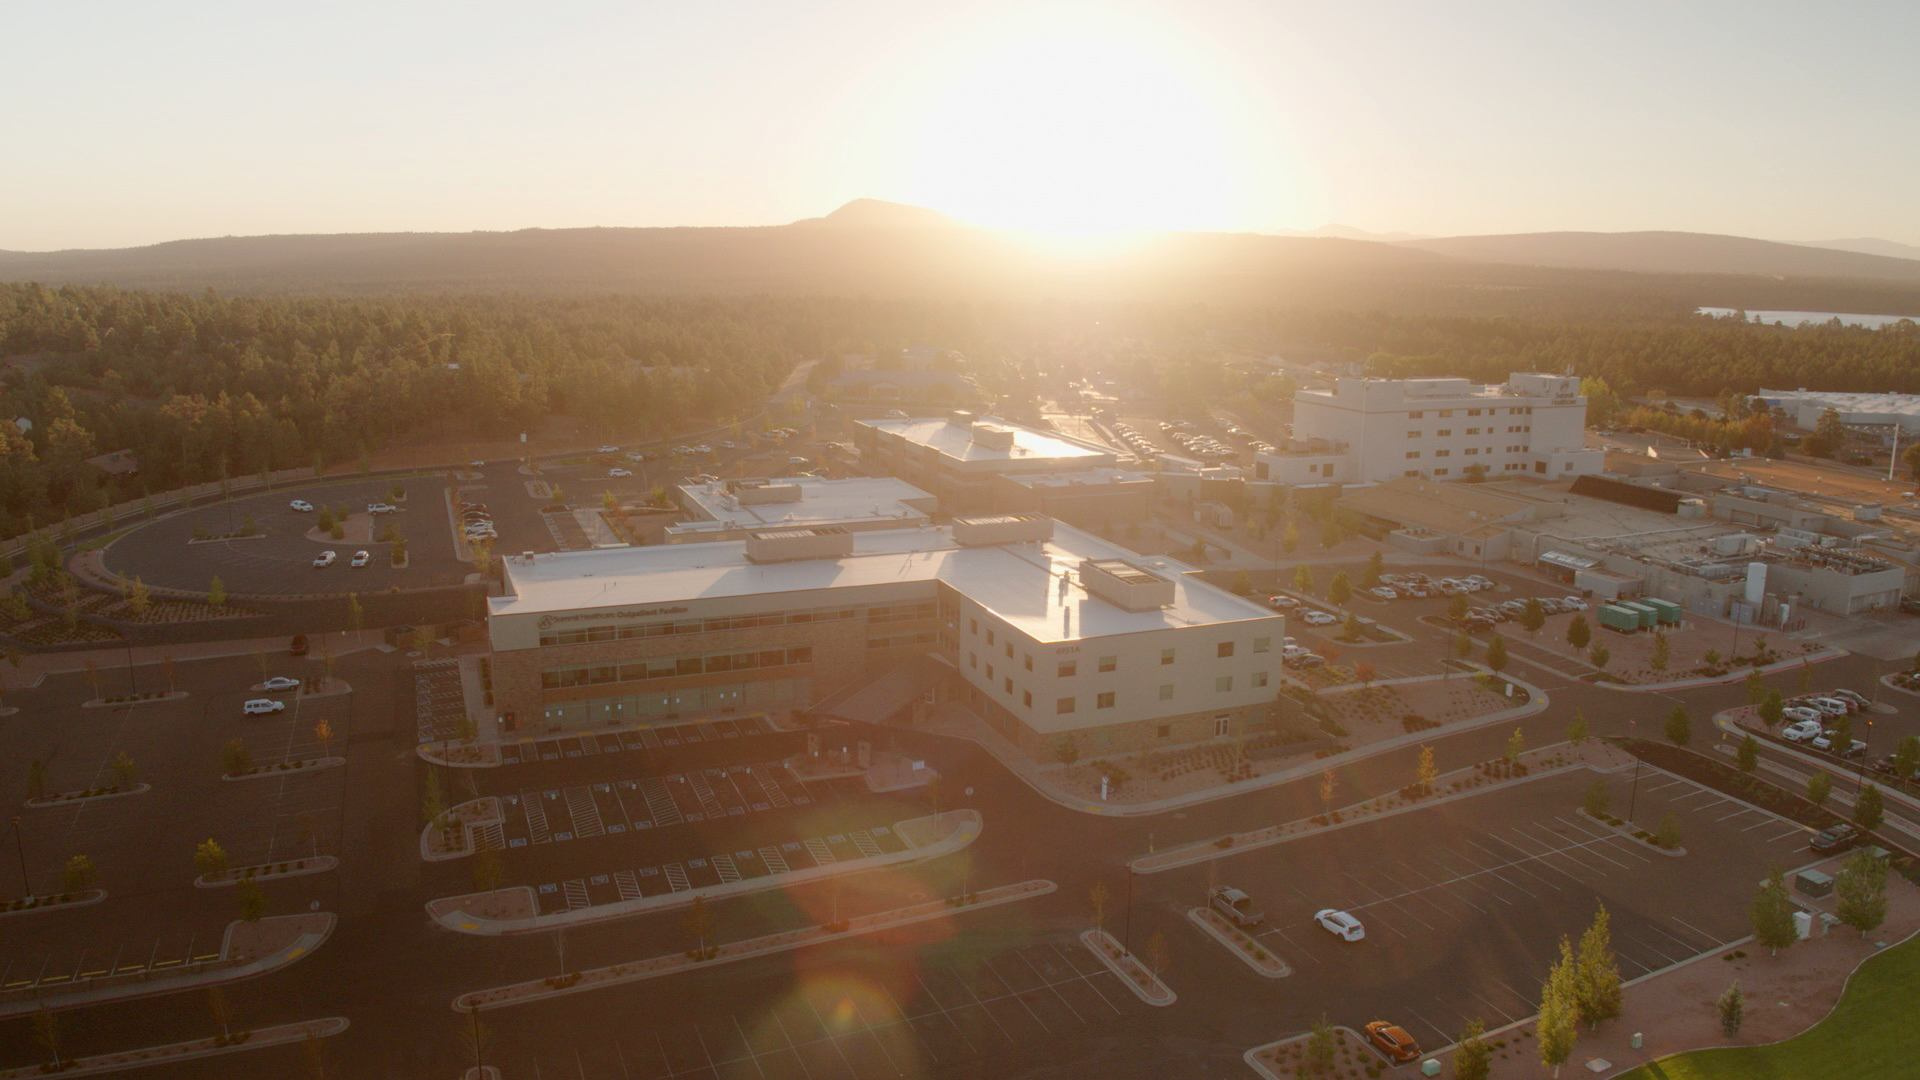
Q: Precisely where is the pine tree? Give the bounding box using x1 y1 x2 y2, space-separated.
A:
1537 937 1580 1074
1520 597 1546 636
1665 706 1691 747
1650 632 1670 672
1328 571 1351 606
1854 783 1885 832
1567 710 1588 745
1807 770 1832 806
1737 735 1758 773
1484 634 1508 673
1566 614 1590 649
1717 982 1744 1037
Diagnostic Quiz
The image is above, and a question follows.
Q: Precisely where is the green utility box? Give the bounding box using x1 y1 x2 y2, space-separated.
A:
1597 604 1641 633
1642 597 1683 625
1618 601 1660 629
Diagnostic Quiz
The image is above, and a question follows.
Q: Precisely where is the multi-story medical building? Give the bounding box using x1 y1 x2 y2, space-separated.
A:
1254 373 1603 486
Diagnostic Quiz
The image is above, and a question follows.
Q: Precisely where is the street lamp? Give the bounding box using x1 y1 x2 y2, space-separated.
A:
1626 718 1642 825
10 817 28 900
1121 864 1135 958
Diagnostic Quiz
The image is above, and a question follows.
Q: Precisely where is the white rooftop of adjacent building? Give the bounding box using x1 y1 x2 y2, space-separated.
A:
674 475 933 531
493 521 1277 642
999 467 1153 490
1760 388 1920 424
857 414 1112 465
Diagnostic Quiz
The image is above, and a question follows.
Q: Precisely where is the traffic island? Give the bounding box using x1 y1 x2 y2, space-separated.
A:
0 1016 348 1080
26 783 150 808
419 739 501 768
0 889 106 918
0 912 334 1018
80 690 188 710
421 797 505 862
1187 907 1290 978
429 809 984 936
1078 928 1175 1006
220 756 343 782
1578 807 1688 856
195 856 338 888
1245 1025 1384 1080
453 879 1054 1012
785 748 936 793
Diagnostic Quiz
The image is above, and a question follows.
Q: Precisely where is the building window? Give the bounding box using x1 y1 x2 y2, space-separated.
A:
1056 697 1076 715
1404 470 1422 477
968 653 977 669
1435 468 1449 475
1406 431 1422 439
985 664 994 680
1217 641 1234 658
1024 654 1033 671
1003 676 1012 693
1098 655 1116 673
1005 642 1013 659
1408 410 1424 418
1159 684 1174 701
1253 671 1269 688
985 629 995 646
1214 715 1230 737
1097 691 1115 709
1215 675 1233 692
968 618 977 635
1405 451 1420 459
1160 648 1175 665
1465 447 1478 455
1434 449 1450 457
1468 408 1482 416
1157 724 1171 738
1253 636 1270 653
1466 427 1480 435
1439 409 1453 417
1058 660 1077 677
1023 690 1032 707
1437 429 1452 437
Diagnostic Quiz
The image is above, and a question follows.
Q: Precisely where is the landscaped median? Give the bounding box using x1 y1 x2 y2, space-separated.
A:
0 1016 347 1080
194 856 337 888
420 797 503 862
453 879 1054 1012
220 756 342 782
26 782 150 808
1187 907 1290 977
0 913 334 1019
80 690 188 710
428 809 984 936
1135 740 1634 875
1246 1024 1393 1080
1078 928 1175 1005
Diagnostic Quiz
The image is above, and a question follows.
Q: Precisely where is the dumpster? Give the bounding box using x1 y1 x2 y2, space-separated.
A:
1618 601 1660 629
1641 597 1683 625
1597 604 1641 633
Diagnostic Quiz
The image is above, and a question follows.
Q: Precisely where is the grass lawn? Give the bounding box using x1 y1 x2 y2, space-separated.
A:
1617 932 1920 1079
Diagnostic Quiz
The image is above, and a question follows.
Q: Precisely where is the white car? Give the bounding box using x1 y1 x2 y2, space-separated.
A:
1267 595 1299 611
288 499 314 512
242 699 285 716
1315 908 1366 941
469 459 485 468
1780 706 1823 725
350 550 371 567
1465 575 1494 590
607 467 633 477
1781 719 1823 742
312 550 337 568
1804 697 1850 717
1301 610 1338 626
261 676 301 692
789 456 810 466
1367 586 1397 601
367 503 397 515
596 445 619 454
1561 596 1589 610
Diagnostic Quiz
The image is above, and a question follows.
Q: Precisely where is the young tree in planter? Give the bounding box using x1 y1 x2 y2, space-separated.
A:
1654 812 1682 849
313 718 333 758
1292 564 1314 595
110 751 137 788
1449 593 1470 622
207 575 226 608
1303 1015 1337 1076
1319 768 1337 819
1807 770 1832 806
26 758 48 801
683 894 716 959
1453 630 1473 664
1537 937 1580 1076
1583 779 1610 819
1145 929 1170 980
1589 642 1610 670
128 577 150 620
295 810 321 859
1650 631 1670 673
1520 597 1546 636
1757 690 1785 730
1567 710 1589 745
1341 611 1362 641
1414 745 1437 795
1566 613 1590 650
1484 634 1508 673
195 838 229 880
237 879 266 922
1749 868 1798 956
472 840 504 893
1575 904 1623 1027
209 985 236 1045
1504 727 1525 767
1737 735 1759 773
1834 850 1888 936
1281 519 1298 554
1744 668 1767 706
1894 735 1920 787
1089 881 1109 935
1854 783 1885 833
1717 981 1744 1038
421 767 448 834
221 738 251 778
81 657 101 701
61 855 96 895
1452 1018 1491 1080
1664 705 1691 747
1327 571 1351 606
1362 550 1383 588
31 1007 62 1072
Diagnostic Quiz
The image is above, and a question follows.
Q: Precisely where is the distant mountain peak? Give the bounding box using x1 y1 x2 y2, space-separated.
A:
791 199 957 229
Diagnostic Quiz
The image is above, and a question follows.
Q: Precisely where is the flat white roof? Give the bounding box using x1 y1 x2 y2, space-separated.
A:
857 415 1112 465
675 475 932 530
1000 467 1152 490
494 522 1278 642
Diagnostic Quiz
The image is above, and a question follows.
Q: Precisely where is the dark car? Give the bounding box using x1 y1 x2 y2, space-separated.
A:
1810 823 1862 854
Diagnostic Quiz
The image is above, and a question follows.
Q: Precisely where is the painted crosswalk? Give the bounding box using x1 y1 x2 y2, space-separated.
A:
688 771 726 819
755 768 792 808
759 845 790 873
641 778 683 827
712 853 741 883
850 830 883 858
563 879 590 910
805 838 837 865
664 862 691 892
524 793 551 844
564 785 605 837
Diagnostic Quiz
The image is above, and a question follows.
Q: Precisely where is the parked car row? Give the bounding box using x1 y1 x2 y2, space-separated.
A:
311 549 374 568
1379 571 1498 600
460 500 495 544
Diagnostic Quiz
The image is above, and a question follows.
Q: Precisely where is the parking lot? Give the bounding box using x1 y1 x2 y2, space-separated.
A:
1152 764 1817 1051
102 475 467 596
482 928 1159 1079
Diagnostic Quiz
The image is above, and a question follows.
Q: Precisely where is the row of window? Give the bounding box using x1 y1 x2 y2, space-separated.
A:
536 601 937 648
1405 406 1535 420
867 630 938 650
967 618 1269 674
1049 672 1270 713
540 646 814 688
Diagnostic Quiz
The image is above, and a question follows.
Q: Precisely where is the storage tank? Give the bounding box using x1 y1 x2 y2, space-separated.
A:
1745 562 1767 606
1642 597 1683 625
1597 604 1641 633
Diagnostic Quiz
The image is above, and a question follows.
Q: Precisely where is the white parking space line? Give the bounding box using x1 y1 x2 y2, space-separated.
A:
1717 807 1761 822
1466 988 1519 1026
1346 873 1435 931
1466 838 1565 893
1742 817 1785 832
1767 827 1807 844
1508 822 1630 874
1551 814 1652 861
1257 926 1322 964
1403 1004 1456 1048
1669 916 1725 945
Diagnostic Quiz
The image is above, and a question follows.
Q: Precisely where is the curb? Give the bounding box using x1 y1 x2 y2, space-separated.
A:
0 889 106 919
221 757 343 782
81 691 188 710
429 809 983 936
1575 807 1687 857
0 1017 349 1080
1078 928 1175 1006
452 880 1055 1012
25 784 150 809
195 856 337 888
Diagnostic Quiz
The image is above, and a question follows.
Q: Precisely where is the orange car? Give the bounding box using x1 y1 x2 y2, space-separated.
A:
1364 1021 1420 1065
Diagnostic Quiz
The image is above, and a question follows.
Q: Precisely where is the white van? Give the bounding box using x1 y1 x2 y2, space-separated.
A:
242 699 285 716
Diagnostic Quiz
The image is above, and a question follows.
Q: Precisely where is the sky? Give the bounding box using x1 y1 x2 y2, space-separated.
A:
4 0 1918 250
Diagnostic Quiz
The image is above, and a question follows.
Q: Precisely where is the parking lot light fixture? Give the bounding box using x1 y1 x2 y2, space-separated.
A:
10 817 28 900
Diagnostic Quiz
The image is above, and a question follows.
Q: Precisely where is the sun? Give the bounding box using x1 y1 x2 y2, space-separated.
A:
895 12 1257 241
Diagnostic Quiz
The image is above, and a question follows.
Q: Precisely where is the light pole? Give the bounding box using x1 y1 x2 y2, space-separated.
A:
1121 866 1135 958
468 1004 484 1078
10 817 28 900
124 640 138 696
1626 718 1643 825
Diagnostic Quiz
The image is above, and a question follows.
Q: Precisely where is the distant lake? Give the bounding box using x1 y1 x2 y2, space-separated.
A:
1697 306 1920 329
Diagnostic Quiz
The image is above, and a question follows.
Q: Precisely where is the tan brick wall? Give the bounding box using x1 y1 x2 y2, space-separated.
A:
949 679 1268 761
